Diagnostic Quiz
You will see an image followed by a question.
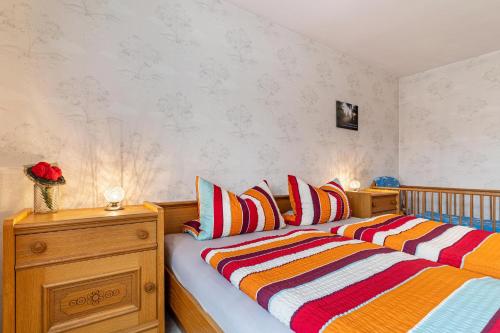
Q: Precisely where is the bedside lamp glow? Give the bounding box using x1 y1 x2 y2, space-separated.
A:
104 186 125 211
349 180 361 192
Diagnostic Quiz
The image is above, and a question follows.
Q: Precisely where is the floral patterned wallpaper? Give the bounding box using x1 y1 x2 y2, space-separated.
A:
399 50 500 189
0 0 399 219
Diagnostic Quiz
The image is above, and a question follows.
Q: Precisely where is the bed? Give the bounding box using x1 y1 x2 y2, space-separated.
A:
371 185 500 232
331 214 500 278
159 195 361 332
202 229 499 332
159 195 500 333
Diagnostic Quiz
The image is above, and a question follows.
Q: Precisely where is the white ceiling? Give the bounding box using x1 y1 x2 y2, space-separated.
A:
227 0 500 76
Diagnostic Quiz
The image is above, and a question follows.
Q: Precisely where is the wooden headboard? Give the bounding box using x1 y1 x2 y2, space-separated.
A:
156 195 291 234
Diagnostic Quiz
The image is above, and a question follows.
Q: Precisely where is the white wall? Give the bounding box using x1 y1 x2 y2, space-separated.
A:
0 0 399 217
399 50 500 188
0 0 400 317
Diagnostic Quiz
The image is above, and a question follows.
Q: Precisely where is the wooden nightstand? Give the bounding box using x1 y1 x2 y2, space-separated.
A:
3 203 164 333
347 189 400 218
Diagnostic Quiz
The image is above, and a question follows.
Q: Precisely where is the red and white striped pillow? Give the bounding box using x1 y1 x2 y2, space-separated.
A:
287 175 351 225
186 177 285 240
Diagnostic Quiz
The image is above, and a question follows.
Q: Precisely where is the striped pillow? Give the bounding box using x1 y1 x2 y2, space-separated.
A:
192 177 286 240
287 175 351 225
183 219 201 238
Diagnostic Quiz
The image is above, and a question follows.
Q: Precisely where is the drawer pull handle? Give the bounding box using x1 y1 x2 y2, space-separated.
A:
372 202 376 208
144 282 156 293
31 241 47 254
391 200 397 205
137 230 149 239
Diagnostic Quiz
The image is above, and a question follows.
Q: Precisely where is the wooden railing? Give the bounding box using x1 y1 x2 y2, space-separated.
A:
372 185 500 232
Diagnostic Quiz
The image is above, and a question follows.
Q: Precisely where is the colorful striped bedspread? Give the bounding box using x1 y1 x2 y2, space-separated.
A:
331 214 500 278
201 229 500 333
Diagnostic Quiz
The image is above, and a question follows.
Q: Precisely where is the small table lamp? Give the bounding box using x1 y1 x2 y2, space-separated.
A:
104 186 125 211
349 180 361 192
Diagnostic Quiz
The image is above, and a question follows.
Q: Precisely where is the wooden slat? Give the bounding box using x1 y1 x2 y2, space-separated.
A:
414 191 417 214
412 191 416 215
422 191 427 215
470 195 474 228
480 195 484 230
446 193 452 223
406 190 410 214
439 192 443 222
411 191 415 215
404 190 409 214
454 193 457 216
409 191 412 215
430 192 434 220
459 194 464 226
493 196 497 232
415 191 418 215
416 191 420 215
490 196 494 232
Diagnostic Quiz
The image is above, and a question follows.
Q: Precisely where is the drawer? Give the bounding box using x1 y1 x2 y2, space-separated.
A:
372 196 398 213
16 221 157 269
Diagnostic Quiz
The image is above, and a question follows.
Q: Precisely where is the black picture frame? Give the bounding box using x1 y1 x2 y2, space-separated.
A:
336 100 358 131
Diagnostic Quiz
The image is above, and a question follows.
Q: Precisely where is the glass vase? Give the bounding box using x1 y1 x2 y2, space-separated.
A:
34 184 59 214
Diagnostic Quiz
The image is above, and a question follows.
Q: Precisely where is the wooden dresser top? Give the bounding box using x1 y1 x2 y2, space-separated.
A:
356 189 399 197
10 205 158 235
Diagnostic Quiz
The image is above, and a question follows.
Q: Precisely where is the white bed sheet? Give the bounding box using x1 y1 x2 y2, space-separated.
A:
164 218 362 333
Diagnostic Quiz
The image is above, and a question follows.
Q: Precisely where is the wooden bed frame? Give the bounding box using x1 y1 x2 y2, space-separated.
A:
372 185 500 231
157 195 292 333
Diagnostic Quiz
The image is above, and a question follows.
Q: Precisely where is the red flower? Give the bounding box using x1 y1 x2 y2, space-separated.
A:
44 167 59 181
31 162 51 179
30 162 63 181
52 166 62 180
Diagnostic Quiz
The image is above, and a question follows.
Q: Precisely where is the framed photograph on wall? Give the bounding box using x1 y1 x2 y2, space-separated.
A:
336 100 358 131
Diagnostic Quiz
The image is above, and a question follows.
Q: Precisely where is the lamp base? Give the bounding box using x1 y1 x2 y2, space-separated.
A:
105 202 124 211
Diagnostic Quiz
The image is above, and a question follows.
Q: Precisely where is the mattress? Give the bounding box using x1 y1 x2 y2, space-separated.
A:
164 218 362 333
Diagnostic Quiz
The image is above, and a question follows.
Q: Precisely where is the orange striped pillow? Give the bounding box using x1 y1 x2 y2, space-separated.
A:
287 175 351 225
191 177 286 240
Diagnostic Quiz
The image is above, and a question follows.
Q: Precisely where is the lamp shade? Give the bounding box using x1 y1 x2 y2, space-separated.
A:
104 186 125 203
349 180 361 191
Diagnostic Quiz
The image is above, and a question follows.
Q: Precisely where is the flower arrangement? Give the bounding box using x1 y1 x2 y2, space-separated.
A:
25 162 66 213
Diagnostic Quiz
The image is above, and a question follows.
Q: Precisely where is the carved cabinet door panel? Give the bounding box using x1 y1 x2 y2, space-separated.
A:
15 250 158 333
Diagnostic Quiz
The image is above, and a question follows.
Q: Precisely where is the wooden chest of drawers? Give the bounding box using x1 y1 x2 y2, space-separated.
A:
347 189 400 218
3 204 164 333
